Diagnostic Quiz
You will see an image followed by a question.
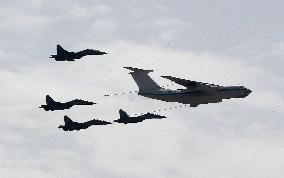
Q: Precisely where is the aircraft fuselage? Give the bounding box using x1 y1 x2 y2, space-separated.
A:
138 86 251 106
40 102 73 111
51 52 78 61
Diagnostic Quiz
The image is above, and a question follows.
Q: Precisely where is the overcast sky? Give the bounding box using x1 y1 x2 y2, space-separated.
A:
0 0 284 177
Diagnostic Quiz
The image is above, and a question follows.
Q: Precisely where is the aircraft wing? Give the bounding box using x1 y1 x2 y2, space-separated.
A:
161 76 220 91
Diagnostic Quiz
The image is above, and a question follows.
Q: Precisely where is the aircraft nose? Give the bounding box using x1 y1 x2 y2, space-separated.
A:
244 88 252 96
247 89 252 94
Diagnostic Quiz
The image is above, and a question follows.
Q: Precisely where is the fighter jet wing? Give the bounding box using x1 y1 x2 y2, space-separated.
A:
76 50 92 58
161 76 220 91
76 49 107 58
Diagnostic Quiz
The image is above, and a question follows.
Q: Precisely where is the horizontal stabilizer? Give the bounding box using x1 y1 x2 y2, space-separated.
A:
124 67 154 73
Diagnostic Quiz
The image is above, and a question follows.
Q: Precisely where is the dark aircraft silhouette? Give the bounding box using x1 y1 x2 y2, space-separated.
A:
39 95 95 111
124 67 252 107
58 115 112 131
50 44 107 61
113 109 166 124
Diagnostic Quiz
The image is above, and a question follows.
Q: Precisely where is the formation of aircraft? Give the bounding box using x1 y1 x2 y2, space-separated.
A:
50 44 107 61
39 95 95 111
41 45 252 131
114 109 166 124
124 67 251 107
58 116 111 131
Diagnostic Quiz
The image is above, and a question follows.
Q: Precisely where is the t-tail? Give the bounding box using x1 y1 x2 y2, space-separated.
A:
124 67 162 93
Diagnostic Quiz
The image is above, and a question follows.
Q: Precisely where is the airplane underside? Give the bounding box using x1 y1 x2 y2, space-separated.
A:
139 93 223 106
53 55 75 61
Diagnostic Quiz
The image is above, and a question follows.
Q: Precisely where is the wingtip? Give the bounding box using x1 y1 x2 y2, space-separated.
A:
161 75 171 78
161 75 183 81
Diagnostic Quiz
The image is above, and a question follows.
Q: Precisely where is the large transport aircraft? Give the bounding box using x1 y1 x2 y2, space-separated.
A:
124 67 252 107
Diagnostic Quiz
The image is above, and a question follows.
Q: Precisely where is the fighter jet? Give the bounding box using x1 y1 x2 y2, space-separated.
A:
58 115 111 131
39 95 95 111
124 67 252 107
113 109 166 124
50 44 107 61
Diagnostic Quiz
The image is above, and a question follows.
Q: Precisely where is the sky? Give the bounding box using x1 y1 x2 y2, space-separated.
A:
0 0 284 177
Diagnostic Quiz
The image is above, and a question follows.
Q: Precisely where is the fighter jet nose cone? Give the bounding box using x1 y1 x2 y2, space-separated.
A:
244 88 252 97
248 89 252 94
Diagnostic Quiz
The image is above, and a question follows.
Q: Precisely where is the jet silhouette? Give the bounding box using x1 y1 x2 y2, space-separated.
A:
58 115 112 131
39 95 95 111
113 109 166 124
50 44 107 61
124 67 252 107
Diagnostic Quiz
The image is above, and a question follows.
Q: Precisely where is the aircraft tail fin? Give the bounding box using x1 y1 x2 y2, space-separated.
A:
124 67 162 93
46 95 55 105
57 44 68 55
119 109 129 119
64 115 73 124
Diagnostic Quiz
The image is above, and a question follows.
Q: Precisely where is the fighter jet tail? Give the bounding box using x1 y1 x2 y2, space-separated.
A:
57 44 68 55
50 44 68 59
119 109 129 119
46 95 56 105
39 105 48 111
124 67 162 93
